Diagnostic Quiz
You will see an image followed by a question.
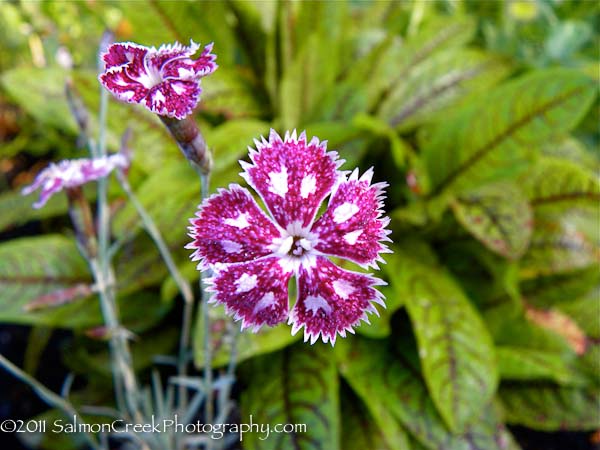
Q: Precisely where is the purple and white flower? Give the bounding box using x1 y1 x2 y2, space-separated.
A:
187 130 392 345
22 153 129 208
99 40 217 120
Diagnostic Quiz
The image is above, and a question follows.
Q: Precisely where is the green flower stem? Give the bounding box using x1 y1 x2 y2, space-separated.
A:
115 170 194 416
88 256 140 421
198 170 214 450
0 354 103 450
115 172 193 306
92 87 140 421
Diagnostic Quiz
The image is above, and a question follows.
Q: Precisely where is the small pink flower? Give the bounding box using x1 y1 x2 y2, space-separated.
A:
187 130 392 345
22 153 129 208
99 40 217 120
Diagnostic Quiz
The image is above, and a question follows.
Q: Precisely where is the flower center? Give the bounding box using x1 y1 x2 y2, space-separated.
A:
271 222 319 272
289 235 312 257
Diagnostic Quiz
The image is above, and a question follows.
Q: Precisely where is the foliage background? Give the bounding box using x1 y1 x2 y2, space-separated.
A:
0 0 598 449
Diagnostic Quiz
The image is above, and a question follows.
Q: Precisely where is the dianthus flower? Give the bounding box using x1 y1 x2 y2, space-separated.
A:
22 153 129 208
99 40 217 119
187 130 392 345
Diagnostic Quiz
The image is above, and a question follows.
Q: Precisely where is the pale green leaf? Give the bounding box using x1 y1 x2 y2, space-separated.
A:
378 49 511 130
423 69 596 194
497 346 585 386
340 389 411 450
500 384 600 431
337 337 518 450
403 255 498 432
451 182 533 259
240 344 339 450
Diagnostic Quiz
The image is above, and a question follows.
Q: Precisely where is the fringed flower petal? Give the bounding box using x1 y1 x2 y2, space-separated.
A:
188 129 392 346
161 43 218 79
99 67 149 103
144 80 201 119
186 185 281 268
22 153 130 209
99 40 217 119
289 257 386 346
240 129 342 228
206 257 292 331
312 168 392 269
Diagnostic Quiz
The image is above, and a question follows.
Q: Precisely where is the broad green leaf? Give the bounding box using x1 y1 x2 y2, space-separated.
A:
193 303 299 368
200 68 269 119
485 305 575 355
519 156 600 276
0 235 92 327
451 182 533 259
1 67 77 134
558 287 600 339
2 184 96 233
114 0 236 66
279 32 339 128
321 15 476 122
497 346 585 386
240 344 339 450
340 388 411 450
541 136 600 170
378 49 510 130
500 384 600 431
337 337 518 450
203 119 271 173
403 255 498 432
521 206 599 277
519 266 600 308
423 69 596 194
523 157 600 209
226 0 268 78
0 235 169 330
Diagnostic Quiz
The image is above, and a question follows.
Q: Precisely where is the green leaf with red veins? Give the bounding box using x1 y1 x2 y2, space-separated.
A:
451 182 533 260
240 344 339 450
337 337 517 450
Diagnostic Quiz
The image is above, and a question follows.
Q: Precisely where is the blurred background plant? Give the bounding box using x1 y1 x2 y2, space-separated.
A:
0 0 598 449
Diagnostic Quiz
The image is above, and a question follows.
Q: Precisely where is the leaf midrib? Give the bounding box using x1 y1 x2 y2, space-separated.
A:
432 85 586 195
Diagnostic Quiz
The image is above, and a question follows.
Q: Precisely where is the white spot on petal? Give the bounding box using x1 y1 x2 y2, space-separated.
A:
268 165 288 197
300 174 317 198
235 273 257 293
221 240 242 254
304 295 332 315
332 279 356 300
171 82 187 95
343 229 363 245
151 89 166 106
224 212 251 229
253 292 276 313
177 67 194 79
333 202 359 224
